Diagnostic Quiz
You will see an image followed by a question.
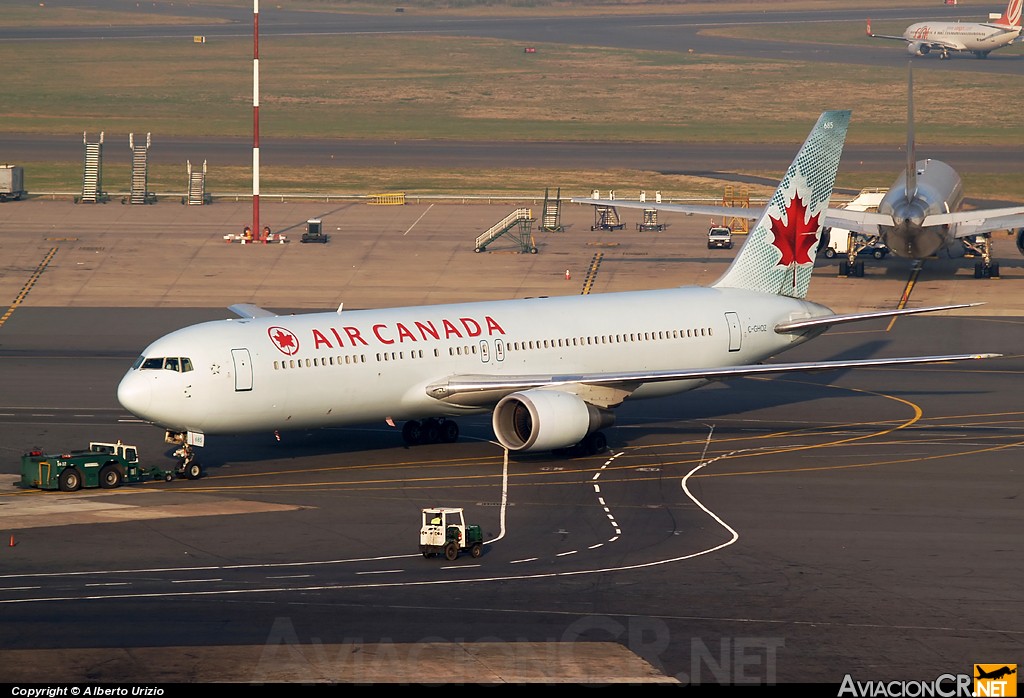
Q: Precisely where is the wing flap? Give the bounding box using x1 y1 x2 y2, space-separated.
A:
774 303 983 334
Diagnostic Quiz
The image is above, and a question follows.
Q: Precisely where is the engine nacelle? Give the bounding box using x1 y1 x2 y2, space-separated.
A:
1016 228 1024 256
492 389 614 452
908 42 930 56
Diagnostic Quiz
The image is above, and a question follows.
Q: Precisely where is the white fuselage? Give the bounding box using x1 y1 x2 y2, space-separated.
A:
878 159 964 258
116 286 830 437
904 20 1021 53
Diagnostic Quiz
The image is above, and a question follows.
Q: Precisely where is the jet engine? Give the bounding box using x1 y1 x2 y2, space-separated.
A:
1016 228 1024 256
908 42 930 56
492 389 614 452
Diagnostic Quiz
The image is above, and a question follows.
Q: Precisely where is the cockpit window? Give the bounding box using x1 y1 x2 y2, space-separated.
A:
137 356 193 373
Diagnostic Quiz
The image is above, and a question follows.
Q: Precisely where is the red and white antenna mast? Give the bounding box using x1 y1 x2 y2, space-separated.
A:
252 0 261 242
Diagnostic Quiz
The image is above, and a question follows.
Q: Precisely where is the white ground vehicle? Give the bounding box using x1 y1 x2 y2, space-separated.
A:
419 507 483 560
707 226 733 249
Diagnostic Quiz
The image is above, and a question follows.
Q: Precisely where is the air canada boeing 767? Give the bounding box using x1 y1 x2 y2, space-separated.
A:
117 111 997 459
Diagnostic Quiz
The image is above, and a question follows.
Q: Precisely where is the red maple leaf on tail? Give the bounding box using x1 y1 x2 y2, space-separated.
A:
769 192 820 267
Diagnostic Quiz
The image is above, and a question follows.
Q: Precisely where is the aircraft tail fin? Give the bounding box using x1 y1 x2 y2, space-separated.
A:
905 63 917 205
712 110 849 299
994 0 1022 28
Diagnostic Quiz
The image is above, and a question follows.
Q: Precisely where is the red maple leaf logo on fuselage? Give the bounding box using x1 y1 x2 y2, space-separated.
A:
769 192 820 267
269 326 300 356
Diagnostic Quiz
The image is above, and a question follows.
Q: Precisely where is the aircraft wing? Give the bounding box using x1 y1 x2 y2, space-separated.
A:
918 38 968 51
571 198 896 234
569 197 761 220
228 303 278 318
923 207 1024 238
425 352 998 408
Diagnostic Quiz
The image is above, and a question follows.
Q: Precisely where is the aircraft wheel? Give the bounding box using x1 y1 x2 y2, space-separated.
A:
420 418 441 444
854 261 865 278
185 462 203 480
99 465 122 489
584 432 608 455
974 262 985 279
439 419 459 443
402 420 422 445
58 468 82 492
838 261 849 277
989 262 999 278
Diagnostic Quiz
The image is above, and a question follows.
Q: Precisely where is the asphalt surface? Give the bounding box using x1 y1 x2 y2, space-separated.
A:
0 199 1021 686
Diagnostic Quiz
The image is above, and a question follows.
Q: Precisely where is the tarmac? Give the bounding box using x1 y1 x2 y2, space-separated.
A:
2 195 1021 319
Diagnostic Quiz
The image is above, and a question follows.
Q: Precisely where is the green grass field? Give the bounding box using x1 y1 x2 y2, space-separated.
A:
2 1 1021 199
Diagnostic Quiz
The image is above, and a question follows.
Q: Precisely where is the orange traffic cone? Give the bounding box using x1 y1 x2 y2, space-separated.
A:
8 534 16 548
565 269 571 280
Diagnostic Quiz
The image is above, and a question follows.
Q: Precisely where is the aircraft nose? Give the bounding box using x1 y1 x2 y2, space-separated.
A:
117 371 152 417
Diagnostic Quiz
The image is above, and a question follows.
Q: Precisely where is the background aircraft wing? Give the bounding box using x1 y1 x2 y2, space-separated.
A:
572 198 897 235
822 208 896 234
426 353 997 408
924 207 1024 238
570 197 760 220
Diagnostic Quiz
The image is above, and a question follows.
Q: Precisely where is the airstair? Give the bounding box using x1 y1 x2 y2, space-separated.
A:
79 131 108 204
127 132 155 204
540 187 563 232
722 185 750 234
591 205 624 231
185 160 210 205
637 208 665 232
474 208 537 254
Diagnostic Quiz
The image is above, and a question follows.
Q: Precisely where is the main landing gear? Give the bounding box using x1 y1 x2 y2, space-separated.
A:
402 418 460 446
964 233 999 279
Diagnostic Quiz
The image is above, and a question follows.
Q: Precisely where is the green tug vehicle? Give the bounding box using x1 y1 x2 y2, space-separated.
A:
19 441 187 492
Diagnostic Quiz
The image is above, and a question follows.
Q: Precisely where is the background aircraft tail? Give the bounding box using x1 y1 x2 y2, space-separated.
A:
712 110 850 299
995 0 1022 28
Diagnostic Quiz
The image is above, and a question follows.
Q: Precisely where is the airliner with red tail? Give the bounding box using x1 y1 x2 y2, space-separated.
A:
117 111 997 460
867 0 1022 59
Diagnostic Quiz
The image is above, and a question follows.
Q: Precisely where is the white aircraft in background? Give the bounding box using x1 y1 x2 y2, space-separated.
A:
867 0 1023 59
117 111 997 461
578 66 1024 279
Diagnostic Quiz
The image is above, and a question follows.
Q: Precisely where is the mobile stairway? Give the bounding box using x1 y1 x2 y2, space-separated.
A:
184 160 211 205
78 131 108 204
126 132 155 204
474 208 537 254
591 205 624 231
540 187 563 232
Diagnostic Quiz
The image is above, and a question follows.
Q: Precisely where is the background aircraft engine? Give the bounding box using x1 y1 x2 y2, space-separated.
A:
908 42 930 56
1016 228 1024 256
492 389 614 452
